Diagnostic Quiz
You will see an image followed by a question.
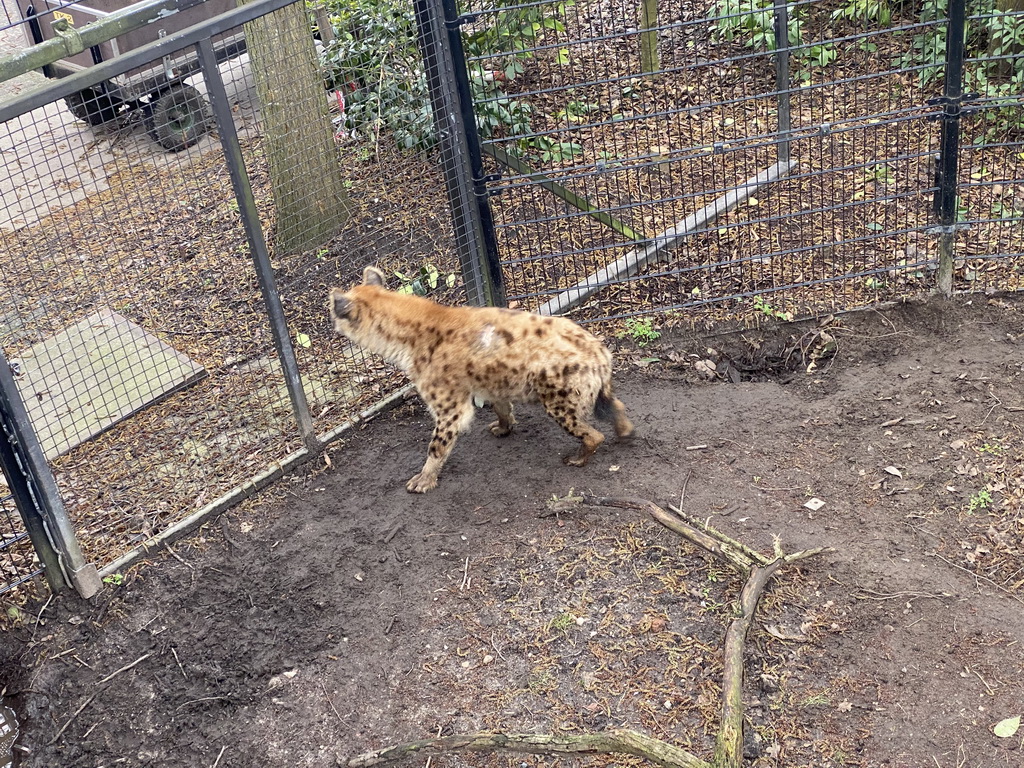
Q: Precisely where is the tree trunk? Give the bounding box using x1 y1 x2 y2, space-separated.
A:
639 0 659 75
239 0 350 254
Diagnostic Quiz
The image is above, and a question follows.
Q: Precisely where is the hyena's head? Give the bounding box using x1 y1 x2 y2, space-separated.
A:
329 265 388 341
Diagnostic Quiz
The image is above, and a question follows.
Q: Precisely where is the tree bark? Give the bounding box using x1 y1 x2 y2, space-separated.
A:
639 0 660 74
239 0 350 254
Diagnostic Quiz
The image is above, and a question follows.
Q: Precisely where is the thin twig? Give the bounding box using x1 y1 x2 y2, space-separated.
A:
678 471 692 510
33 594 54 639
210 745 227 768
165 542 193 569
322 681 345 724
98 652 152 685
171 646 187 679
48 691 101 745
176 695 231 711
929 552 1024 606
854 588 952 601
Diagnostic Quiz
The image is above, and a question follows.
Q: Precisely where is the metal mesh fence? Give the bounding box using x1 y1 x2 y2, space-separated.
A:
0 0 467 590
957 7 1024 291
460 0 1022 323
0 487 41 596
0 0 1022 593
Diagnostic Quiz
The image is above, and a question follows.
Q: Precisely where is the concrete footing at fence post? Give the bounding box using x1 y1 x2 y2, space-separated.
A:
935 230 955 297
536 160 796 317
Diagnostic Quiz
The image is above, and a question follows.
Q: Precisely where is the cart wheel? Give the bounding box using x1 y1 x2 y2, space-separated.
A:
65 88 122 126
149 84 212 152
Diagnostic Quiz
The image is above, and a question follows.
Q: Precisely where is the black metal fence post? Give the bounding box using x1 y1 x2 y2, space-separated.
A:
197 37 318 451
773 0 792 166
0 351 101 597
0 422 65 594
931 0 969 296
414 0 506 307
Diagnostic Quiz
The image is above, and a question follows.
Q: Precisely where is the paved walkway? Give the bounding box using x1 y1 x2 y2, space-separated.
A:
0 0 258 232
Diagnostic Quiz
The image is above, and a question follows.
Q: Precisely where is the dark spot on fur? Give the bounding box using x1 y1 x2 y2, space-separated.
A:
557 389 569 398
564 363 579 376
535 327 545 337
498 328 514 345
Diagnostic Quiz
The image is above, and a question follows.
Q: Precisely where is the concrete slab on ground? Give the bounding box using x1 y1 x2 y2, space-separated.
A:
10 308 207 459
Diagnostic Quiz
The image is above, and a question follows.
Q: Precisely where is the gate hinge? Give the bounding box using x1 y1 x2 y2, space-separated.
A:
926 92 981 120
446 13 478 29
50 18 85 57
475 172 502 195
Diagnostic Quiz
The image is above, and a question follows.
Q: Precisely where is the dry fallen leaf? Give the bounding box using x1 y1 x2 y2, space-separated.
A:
764 624 809 642
884 466 903 478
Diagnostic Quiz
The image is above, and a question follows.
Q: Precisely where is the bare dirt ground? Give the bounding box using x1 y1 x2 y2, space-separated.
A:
1 295 1023 768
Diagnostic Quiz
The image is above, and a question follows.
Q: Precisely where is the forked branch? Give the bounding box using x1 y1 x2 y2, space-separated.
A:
345 496 831 768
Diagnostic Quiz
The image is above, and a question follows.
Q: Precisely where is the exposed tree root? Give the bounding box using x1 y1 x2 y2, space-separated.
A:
345 495 832 768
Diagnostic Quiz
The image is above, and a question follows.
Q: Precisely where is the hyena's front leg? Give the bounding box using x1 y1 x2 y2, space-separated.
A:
407 396 474 493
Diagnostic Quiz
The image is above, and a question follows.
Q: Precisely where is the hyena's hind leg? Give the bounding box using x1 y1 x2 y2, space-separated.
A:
408 394 475 493
540 392 606 467
488 400 515 437
595 384 634 439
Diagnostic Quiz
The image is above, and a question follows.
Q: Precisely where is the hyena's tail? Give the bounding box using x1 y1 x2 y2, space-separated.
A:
594 382 635 439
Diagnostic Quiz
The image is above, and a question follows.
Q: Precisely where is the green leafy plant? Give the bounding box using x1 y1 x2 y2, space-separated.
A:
710 0 842 78
528 136 583 162
710 0 801 51
103 573 125 587
967 488 993 513
752 296 793 321
549 612 576 632
394 263 458 296
901 0 1024 140
617 317 661 346
318 0 572 151
831 0 892 26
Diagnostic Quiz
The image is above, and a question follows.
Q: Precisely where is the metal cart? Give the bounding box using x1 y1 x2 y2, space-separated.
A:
18 0 247 150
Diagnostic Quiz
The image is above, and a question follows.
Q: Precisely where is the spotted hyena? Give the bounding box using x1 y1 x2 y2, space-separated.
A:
329 266 633 493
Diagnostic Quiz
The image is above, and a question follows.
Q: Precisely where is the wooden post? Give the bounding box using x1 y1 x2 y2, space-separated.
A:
639 0 659 75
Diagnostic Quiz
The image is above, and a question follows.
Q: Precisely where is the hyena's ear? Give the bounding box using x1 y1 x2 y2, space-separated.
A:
362 266 386 287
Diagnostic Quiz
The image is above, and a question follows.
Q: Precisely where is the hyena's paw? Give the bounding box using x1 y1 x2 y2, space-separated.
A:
563 453 591 467
406 472 438 493
488 420 514 437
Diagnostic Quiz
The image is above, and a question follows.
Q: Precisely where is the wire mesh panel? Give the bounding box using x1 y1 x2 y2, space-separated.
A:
459 0 1020 324
0 67 303 571
0 0 466 590
956 5 1024 292
0 488 42 596
269 0 471 433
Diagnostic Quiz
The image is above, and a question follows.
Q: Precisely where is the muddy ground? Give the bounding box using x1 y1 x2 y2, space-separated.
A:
1 296 1023 768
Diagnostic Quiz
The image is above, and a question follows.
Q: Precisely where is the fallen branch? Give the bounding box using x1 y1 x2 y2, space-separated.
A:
349 729 708 768
345 496 831 768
